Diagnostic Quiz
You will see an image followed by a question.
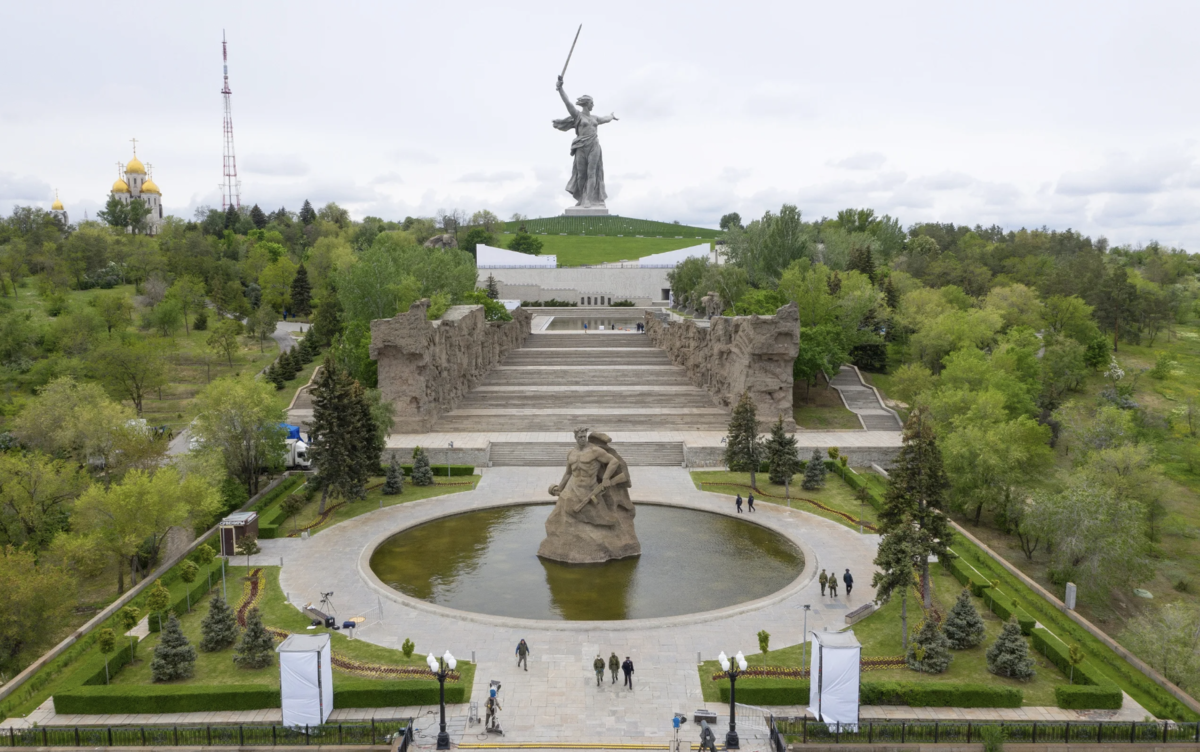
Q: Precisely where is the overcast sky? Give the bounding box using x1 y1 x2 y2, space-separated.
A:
5 1 1200 248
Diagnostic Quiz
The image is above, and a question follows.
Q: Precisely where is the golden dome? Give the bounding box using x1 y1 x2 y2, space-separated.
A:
51 197 64 211
140 179 160 194
112 178 130 193
125 156 146 174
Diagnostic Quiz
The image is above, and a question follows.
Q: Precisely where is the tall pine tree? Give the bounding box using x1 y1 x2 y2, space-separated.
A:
309 358 374 511
987 618 1036 679
907 617 952 674
412 447 434 486
879 407 952 609
151 613 196 682
299 200 317 225
383 457 405 495
725 392 763 488
847 244 876 283
199 592 239 652
942 589 986 649
485 275 500 300
765 415 801 485
234 607 276 669
249 204 268 229
311 293 344 346
801 448 827 490
871 515 922 651
291 264 313 316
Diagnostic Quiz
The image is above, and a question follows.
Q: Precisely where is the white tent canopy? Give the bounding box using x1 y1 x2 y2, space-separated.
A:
477 244 557 268
278 633 334 728
808 630 861 727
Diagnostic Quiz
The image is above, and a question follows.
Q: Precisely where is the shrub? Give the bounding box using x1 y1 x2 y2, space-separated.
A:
801 448 826 490
401 638 415 658
982 588 1035 635
383 458 404 495
987 619 1036 680
150 614 196 682
54 684 279 714
1054 684 1122 710
411 447 434 486
757 630 770 654
334 681 465 708
193 309 208 331
233 607 275 669
943 554 992 597
611 300 636 307
943 589 986 649
906 618 952 674
716 680 1022 707
978 723 1006 752
199 593 238 652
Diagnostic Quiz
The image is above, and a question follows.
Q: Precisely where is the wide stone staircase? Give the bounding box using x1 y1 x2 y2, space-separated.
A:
432 334 729 460
828 366 903 430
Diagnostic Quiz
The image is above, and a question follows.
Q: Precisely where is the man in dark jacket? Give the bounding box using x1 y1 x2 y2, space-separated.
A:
843 569 854 596
621 656 634 689
516 639 530 671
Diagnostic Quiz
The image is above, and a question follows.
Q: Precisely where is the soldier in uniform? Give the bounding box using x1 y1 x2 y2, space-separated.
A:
819 569 828 596
608 651 620 683
593 654 606 686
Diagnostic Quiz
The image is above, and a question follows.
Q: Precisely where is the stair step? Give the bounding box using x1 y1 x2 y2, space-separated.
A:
488 442 685 466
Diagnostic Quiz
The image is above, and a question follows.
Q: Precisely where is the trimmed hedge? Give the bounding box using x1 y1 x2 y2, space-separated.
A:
717 680 1022 708
252 475 306 539
74 641 136 687
54 684 279 714
1055 684 1123 710
334 681 465 707
839 467 885 512
1031 628 1117 690
944 553 992 597
398 464 475 478
147 568 217 633
982 588 1036 635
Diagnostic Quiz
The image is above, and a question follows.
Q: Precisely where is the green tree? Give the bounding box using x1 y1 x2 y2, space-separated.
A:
234 606 275 669
871 517 920 651
235 534 260 569
0 452 87 551
90 339 168 417
249 204 268 229
207 319 242 367
97 628 116 683
280 493 307 534
986 618 1036 680
412 447 434 486
146 578 171 632
97 195 130 229
383 457 404 495
150 613 196 682
0 546 76 670
311 292 344 346
118 605 140 657
127 197 150 234
193 308 209 331
246 305 278 353
1094 266 1138 352
942 589 986 649
192 378 286 495
179 560 199 612
199 592 238 652
847 243 876 283
792 324 849 400
1123 603 1200 691
507 231 543 255
93 291 134 335
719 212 742 231
461 227 494 257
290 263 312 316
906 617 952 674
724 392 763 489
879 407 952 609
259 258 297 314
764 416 801 485
800 448 827 490
167 276 206 335
298 200 317 225
485 275 500 299
309 359 375 510
146 299 183 338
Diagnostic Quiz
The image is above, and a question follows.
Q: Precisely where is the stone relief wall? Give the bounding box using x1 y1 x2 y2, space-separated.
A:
371 300 531 432
645 303 799 430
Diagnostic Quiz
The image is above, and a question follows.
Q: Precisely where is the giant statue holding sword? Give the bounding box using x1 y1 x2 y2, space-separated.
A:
552 25 618 213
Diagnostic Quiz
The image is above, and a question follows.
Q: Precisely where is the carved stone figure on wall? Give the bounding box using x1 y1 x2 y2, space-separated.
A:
537 428 640 564
701 291 723 320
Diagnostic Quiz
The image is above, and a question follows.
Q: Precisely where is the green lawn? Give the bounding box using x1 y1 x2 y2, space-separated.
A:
794 381 862 429
504 215 719 239
691 469 879 532
698 564 1070 706
281 475 482 536
495 234 711 267
113 566 473 692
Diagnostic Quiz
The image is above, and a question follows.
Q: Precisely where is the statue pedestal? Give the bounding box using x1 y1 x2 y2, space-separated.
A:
564 206 609 216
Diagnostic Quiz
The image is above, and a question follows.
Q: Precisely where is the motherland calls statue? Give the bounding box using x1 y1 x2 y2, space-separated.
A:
537 428 640 564
553 76 618 214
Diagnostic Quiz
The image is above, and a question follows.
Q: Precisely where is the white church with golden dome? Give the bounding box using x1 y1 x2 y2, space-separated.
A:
110 139 164 235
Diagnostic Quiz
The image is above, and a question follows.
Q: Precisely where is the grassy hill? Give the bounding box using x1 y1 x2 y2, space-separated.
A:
497 234 709 266
505 215 719 238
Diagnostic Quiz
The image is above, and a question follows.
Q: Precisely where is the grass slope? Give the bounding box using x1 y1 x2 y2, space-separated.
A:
493 234 710 267
691 470 880 531
505 215 719 238
793 381 862 430
280 475 482 536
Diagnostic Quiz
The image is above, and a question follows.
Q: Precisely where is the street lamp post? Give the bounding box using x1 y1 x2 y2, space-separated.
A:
801 605 811 675
427 650 457 750
718 650 748 749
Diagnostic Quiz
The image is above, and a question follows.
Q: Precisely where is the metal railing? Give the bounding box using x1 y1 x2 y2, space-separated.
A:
4 721 412 748
775 718 1200 745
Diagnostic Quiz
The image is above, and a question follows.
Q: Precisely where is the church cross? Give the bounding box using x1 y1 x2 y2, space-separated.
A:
129 137 138 156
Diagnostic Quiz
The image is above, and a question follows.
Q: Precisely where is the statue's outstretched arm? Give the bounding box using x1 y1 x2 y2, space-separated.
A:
596 113 618 125
556 76 578 118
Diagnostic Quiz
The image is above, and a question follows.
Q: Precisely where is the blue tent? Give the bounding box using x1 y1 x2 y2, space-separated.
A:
280 423 302 441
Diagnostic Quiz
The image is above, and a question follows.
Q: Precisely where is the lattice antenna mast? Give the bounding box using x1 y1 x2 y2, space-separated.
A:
220 30 241 210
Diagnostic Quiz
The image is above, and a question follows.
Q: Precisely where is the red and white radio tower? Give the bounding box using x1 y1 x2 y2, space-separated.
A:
220 30 241 211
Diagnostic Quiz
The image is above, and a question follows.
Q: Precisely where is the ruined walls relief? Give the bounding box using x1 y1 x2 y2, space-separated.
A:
370 300 531 432
645 303 799 430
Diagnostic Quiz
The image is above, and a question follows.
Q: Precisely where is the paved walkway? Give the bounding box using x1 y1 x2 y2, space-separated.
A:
827 367 903 431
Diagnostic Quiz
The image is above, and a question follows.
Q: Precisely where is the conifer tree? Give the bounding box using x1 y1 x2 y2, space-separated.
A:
412 447 434 486
383 457 404 495
906 617 953 673
250 204 268 230
299 200 317 225
724 392 763 488
986 618 1036 679
485 275 500 300
311 293 344 346
883 276 899 310
848 244 876 283
233 607 276 669
151 613 196 682
801 448 827 490
943 589 986 649
266 363 285 390
879 407 952 609
199 592 239 652
291 264 312 316
765 415 801 486
310 358 373 511
193 308 209 331
871 513 921 651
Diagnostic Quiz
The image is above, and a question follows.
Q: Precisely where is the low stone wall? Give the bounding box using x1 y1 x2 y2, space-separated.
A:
646 303 799 430
370 300 531 432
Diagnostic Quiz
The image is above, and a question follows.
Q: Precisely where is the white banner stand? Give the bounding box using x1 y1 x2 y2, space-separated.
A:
808 630 861 729
278 633 334 727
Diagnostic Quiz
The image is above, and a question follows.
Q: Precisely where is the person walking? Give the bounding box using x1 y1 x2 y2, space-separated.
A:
735 494 743 513
608 652 620 684
583 322 588 334
828 575 839 598
747 492 756 512
621 656 634 689
819 569 828 596
516 639 530 671
593 654 606 686
843 568 854 596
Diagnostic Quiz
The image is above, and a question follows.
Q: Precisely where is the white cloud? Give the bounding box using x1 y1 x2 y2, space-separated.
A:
831 152 887 171
370 172 404 185
243 154 310 177
456 171 524 183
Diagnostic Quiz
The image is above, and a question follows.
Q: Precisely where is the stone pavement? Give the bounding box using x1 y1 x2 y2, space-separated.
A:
265 466 879 746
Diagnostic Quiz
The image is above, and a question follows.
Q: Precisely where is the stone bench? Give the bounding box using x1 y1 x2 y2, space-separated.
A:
845 603 876 625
